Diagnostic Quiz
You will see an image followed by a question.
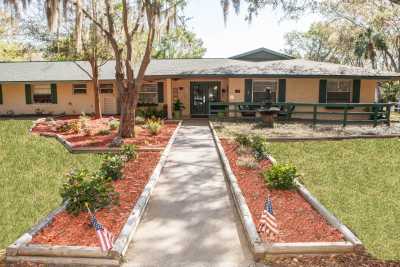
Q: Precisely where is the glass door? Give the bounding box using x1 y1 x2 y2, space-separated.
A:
190 82 221 117
190 82 208 117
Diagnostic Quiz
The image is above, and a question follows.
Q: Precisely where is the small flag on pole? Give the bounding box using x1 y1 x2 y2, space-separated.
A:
89 212 114 252
257 195 279 238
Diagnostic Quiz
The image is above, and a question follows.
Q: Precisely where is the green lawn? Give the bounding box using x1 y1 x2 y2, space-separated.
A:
269 139 400 260
0 119 102 249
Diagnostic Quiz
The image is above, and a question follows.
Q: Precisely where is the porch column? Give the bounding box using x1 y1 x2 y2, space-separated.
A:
166 78 173 119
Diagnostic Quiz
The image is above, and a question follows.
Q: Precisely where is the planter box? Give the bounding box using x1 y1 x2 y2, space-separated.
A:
6 122 182 266
209 121 363 260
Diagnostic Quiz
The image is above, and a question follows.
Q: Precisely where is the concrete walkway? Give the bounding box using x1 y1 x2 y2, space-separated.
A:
123 120 255 267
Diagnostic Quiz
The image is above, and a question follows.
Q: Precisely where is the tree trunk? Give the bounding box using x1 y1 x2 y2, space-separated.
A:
88 57 102 119
75 0 83 54
118 90 137 138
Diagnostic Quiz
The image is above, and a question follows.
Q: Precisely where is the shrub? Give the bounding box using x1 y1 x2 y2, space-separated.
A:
60 168 119 215
120 144 138 161
138 108 165 119
70 120 81 134
237 155 258 169
78 114 91 135
56 122 72 132
109 119 119 131
234 133 252 147
237 144 252 156
135 116 145 125
97 129 111 136
99 155 124 180
146 119 162 135
251 135 270 160
262 163 298 189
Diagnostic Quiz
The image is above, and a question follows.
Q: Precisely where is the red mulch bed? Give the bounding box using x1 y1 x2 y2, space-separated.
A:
32 116 177 148
31 151 160 247
220 139 343 243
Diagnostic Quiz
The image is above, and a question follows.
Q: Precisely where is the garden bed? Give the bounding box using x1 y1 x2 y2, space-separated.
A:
6 121 181 266
220 139 343 243
209 121 360 258
30 151 160 247
215 120 400 140
32 116 178 149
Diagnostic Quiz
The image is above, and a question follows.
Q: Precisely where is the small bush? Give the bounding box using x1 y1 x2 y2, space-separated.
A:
109 119 119 131
146 119 162 135
262 163 298 189
60 169 119 215
97 129 111 136
70 120 81 134
56 122 72 132
99 155 124 180
251 135 270 160
135 116 145 125
234 133 252 147
237 155 258 169
120 144 138 161
237 144 252 156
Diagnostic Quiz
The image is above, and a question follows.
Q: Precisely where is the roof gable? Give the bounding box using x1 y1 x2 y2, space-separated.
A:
230 47 293 62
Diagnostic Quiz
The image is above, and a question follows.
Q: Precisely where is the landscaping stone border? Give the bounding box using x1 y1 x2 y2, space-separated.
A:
6 121 182 266
209 121 362 260
30 118 182 153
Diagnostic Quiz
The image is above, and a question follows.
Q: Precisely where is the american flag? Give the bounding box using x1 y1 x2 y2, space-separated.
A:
257 196 279 238
90 214 114 252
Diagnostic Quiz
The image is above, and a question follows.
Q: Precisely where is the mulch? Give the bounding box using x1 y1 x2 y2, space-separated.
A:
31 151 160 247
267 251 400 267
32 116 177 148
220 138 343 243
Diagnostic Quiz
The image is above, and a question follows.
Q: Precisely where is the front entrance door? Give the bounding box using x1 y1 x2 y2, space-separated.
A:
190 82 220 117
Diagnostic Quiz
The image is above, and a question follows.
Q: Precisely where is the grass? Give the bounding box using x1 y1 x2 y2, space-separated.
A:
0 119 102 250
268 139 400 260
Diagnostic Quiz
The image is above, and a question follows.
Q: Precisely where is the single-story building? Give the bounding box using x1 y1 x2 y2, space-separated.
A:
0 47 399 120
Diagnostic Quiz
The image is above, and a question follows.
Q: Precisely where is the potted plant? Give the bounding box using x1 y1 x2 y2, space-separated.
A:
173 99 185 119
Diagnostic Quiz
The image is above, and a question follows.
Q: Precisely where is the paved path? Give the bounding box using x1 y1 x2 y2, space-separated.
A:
123 120 255 267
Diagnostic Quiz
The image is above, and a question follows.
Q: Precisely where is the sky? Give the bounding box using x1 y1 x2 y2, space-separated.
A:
184 0 321 58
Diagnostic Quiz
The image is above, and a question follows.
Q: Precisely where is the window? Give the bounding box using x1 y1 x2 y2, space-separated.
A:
33 84 52 104
208 84 220 102
73 84 87 94
253 80 277 102
100 83 114 94
139 83 158 104
327 80 352 103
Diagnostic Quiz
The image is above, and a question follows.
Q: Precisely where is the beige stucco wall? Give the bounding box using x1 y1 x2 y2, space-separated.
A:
0 82 96 115
0 78 378 118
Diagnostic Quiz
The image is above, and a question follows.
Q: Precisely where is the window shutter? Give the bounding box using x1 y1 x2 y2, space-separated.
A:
352 80 361 103
0 84 3 105
245 79 253 102
319 80 327 103
278 79 286 102
25 84 32 104
157 82 164 103
51 83 57 104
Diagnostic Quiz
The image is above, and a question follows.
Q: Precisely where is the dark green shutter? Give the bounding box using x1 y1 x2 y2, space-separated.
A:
352 80 361 103
25 84 32 104
319 80 327 103
278 79 286 103
0 84 3 105
157 82 164 103
245 79 253 102
51 83 57 104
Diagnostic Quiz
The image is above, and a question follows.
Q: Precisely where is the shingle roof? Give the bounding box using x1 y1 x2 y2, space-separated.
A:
229 47 294 61
0 58 399 82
